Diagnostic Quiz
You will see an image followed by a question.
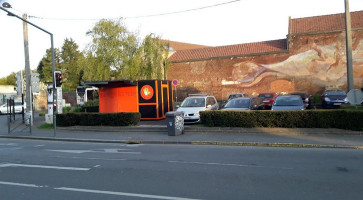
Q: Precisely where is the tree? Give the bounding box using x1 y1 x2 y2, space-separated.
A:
139 34 170 80
60 38 85 91
86 19 137 81
85 19 170 81
37 48 61 83
0 72 16 85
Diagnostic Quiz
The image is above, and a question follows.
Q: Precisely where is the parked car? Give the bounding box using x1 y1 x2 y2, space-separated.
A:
271 95 304 111
258 93 276 109
0 101 26 114
176 94 219 124
321 90 349 108
221 97 264 111
291 92 312 109
227 93 247 101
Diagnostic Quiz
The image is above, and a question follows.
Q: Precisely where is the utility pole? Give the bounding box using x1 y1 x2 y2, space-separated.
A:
23 13 33 126
344 0 354 91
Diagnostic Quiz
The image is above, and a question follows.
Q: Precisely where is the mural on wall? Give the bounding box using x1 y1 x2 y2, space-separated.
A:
223 37 363 94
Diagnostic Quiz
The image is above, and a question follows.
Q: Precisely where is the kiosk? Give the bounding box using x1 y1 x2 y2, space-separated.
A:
84 80 174 120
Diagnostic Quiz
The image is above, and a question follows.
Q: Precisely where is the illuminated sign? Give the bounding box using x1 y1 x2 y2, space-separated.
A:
140 85 154 100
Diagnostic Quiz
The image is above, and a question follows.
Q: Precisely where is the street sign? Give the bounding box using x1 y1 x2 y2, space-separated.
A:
172 79 178 86
347 89 363 105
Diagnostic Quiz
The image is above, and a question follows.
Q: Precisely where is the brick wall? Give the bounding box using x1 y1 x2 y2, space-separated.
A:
168 30 363 101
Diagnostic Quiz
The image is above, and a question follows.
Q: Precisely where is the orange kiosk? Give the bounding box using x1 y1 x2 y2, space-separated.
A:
84 80 174 120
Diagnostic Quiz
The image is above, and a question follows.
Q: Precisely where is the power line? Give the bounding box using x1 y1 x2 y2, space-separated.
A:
28 0 242 21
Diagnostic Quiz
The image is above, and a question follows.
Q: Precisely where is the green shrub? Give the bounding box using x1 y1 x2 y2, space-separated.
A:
38 112 45 117
73 107 82 112
63 106 72 113
56 112 141 127
200 110 363 131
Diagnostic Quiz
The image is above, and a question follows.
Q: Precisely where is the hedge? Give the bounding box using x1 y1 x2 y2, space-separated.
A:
200 110 363 131
56 112 141 127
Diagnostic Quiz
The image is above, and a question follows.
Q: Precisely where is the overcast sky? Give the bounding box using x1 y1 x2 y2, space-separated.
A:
0 0 362 78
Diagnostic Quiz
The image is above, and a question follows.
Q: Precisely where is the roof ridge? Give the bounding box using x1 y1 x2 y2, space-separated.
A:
290 10 362 20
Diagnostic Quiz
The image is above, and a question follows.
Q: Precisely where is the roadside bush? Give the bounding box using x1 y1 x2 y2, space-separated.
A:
57 112 141 127
200 110 363 131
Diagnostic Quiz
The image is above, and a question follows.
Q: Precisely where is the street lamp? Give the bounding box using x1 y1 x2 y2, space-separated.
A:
0 3 57 135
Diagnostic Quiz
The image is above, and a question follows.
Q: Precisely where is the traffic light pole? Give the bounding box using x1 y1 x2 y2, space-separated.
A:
0 6 56 136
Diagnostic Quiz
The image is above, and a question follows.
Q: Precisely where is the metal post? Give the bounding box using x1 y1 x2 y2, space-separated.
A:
51 34 56 137
344 0 354 91
23 14 33 126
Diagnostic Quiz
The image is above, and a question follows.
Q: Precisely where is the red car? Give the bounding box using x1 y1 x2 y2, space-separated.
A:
258 93 276 109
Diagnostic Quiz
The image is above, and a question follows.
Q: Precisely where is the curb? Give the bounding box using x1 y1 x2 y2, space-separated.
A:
1 135 362 149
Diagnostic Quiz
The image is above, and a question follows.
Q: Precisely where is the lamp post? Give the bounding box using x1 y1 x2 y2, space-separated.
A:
0 3 57 135
344 0 354 91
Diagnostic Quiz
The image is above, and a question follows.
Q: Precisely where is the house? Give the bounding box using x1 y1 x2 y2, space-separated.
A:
166 11 363 101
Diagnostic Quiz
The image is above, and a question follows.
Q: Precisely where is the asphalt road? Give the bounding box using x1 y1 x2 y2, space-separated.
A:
0 138 362 200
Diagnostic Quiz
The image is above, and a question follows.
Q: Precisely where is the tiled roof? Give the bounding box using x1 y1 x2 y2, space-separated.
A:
161 40 210 51
169 39 287 62
289 10 363 35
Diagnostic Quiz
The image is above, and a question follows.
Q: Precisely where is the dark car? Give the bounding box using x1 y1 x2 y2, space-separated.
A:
291 92 312 109
221 97 264 111
271 95 305 111
258 93 276 109
321 90 349 108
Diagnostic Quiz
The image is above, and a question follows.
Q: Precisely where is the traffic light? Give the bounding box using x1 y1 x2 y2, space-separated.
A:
54 71 62 87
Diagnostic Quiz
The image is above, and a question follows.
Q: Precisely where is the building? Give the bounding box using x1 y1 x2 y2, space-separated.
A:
167 11 363 101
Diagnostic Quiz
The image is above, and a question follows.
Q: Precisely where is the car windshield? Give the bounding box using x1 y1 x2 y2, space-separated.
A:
228 94 243 99
180 98 206 107
291 93 306 98
259 94 273 98
325 91 346 96
274 96 302 106
224 99 250 108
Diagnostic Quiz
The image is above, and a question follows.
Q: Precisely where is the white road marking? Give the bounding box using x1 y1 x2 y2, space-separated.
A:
46 149 141 154
168 161 293 170
0 163 90 171
0 181 41 188
50 156 127 161
0 181 201 200
34 145 45 147
55 187 201 200
0 143 17 146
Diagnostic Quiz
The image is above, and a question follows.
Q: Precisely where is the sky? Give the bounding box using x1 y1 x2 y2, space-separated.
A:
0 0 362 78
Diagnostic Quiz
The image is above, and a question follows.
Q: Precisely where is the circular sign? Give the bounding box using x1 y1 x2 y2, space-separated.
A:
140 85 154 100
172 79 178 86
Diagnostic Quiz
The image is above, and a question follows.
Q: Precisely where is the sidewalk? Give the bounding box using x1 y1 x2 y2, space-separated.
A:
1 115 363 149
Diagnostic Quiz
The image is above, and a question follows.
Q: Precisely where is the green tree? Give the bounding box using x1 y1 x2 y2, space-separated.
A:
38 48 61 82
85 19 170 81
0 72 16 85
139 34 170 80
60 38 85 91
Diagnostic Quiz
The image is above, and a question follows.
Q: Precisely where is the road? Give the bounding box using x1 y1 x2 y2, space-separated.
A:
0 138 362 200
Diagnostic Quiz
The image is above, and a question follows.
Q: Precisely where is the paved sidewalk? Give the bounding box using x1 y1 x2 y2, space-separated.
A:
1 115 363 149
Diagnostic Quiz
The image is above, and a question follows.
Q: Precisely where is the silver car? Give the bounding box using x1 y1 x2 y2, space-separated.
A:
271 95 304 111
177 95 219 124
0 102 26 114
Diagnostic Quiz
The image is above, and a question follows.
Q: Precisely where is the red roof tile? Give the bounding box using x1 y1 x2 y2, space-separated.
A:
161 40 210 51
170 39 287 62
289 10 363 35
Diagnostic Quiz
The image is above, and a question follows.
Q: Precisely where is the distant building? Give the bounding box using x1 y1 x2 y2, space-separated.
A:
167 11 363 101
0 85 17 104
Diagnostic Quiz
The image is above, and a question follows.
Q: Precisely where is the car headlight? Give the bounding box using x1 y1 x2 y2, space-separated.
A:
344 97 349 102
194 112 200 116
324 97 331 101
